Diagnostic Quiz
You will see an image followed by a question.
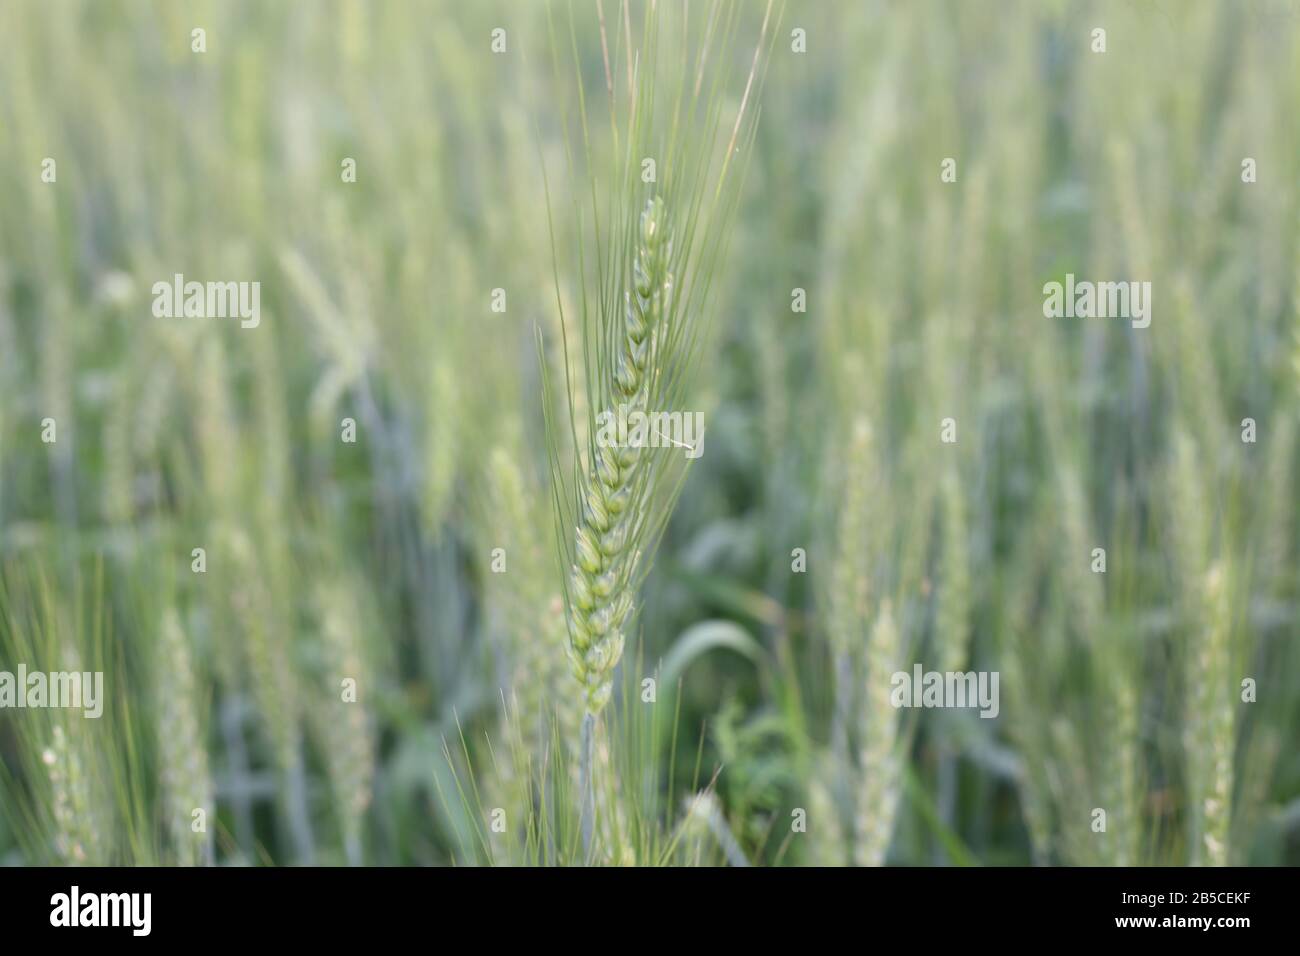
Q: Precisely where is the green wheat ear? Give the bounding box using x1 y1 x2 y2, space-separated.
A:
566 196 672 714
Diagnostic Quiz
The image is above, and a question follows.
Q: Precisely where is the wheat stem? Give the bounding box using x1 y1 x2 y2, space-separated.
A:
579 710 596 860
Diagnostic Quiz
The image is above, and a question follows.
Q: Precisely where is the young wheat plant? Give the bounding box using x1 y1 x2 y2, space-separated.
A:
542 0 778 860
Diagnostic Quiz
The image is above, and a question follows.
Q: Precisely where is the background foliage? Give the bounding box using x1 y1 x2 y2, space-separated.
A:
0 0 1296 866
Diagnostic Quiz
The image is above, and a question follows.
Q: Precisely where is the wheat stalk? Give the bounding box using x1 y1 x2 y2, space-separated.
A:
226 526 315 863
564 197 671 716
485 446 582 747
479 445 584 851
935 466 970 675
1291 268 1300 398
563 200 676 861
853 601 904 866
682 791 750 866
806 755 848 866
827 419 873 667
1167 425 1239 866
1186 561 1235 866
156 607 214 866
547 0 776 716
538 0 776 863
425 352 458 534
42 723 105 865
315 579 375 866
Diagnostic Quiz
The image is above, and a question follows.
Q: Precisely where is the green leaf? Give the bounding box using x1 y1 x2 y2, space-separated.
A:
659 619 766 692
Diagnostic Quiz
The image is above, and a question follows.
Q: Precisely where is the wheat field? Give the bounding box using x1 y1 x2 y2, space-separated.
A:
0 0 1297 868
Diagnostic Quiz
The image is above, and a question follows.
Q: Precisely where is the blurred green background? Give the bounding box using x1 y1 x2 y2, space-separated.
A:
0 0 1296 865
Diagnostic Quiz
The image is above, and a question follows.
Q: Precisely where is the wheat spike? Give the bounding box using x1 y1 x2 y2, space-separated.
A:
157 608 214 865
42 724 105 865
854 601 904 866
565 196 672 716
